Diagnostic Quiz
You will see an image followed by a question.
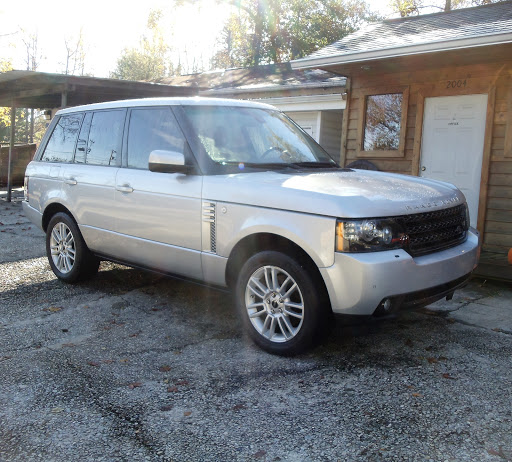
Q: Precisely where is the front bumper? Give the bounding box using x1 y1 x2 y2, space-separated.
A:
320 228 480 315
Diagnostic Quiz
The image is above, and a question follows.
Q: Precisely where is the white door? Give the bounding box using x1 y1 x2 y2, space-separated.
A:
420 94 488 227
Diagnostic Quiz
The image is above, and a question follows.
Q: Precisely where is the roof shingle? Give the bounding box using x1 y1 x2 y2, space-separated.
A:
301 1 512 61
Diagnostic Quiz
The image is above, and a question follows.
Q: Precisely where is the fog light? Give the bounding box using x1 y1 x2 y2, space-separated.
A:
382 298 392 312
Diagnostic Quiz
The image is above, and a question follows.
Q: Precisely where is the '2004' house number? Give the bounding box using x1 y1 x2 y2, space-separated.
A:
446 79 468 89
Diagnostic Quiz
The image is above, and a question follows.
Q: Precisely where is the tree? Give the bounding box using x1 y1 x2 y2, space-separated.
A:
111 9 175 81
390 0 502 17
63 28 87 76
211 0 377 69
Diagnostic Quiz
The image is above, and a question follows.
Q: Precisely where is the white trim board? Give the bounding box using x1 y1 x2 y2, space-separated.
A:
250 94 345 111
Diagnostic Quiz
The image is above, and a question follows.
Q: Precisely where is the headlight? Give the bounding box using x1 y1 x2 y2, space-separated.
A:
336 218 406 252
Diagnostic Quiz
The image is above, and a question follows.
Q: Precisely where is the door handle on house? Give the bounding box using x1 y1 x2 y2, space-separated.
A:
64 178 77 185
421 166 426 171
116 184 134 193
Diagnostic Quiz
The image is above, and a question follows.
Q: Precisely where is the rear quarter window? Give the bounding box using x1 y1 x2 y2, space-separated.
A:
41 113 84 163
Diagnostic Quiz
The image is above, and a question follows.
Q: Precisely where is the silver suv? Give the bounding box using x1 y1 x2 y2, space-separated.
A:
23 98 479 355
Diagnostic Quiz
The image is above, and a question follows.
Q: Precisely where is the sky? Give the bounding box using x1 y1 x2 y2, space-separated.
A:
0 0 396 78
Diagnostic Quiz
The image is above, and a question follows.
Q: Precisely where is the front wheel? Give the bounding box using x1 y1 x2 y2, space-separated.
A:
46 212 100 283
235 251 327 356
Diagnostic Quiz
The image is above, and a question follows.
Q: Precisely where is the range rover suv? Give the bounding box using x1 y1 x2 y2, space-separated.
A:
23 98 479 355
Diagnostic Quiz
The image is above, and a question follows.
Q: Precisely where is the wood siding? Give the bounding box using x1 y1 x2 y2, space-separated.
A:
319 110 343 161
338 49 512 256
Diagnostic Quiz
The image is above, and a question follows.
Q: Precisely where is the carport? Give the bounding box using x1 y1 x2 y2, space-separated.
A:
0 70 198 201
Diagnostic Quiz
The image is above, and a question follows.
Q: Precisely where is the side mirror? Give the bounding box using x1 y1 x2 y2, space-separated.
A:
148 150 192 173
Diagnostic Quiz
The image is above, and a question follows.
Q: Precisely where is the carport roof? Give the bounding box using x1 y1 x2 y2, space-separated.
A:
0 70 198 109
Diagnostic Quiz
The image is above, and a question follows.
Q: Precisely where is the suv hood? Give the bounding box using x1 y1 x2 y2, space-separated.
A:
203 169 465 218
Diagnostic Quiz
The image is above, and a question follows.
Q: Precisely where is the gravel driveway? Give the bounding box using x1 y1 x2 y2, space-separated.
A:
1 189 511 462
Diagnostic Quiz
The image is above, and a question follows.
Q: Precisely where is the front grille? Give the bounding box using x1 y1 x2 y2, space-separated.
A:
398 204 468 257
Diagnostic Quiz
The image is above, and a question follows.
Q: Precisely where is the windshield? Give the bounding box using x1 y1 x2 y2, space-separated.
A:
181 105 338 171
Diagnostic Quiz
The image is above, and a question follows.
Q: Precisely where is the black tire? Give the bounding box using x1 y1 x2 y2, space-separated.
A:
46 212 100 283
235 250 327 356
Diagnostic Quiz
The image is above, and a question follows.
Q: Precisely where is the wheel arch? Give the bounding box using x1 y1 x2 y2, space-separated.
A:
42 203 77 233
225 232 331 311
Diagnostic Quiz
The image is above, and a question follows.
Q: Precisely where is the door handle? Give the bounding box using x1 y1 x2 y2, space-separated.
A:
421 166 426 172
64 178 77 185
116 184 134 193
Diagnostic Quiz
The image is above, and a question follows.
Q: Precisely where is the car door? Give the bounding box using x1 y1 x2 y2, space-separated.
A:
112 106 203 279
61 109 125 254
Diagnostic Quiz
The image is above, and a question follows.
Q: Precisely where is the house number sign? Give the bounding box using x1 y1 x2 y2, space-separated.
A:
446 79 468 89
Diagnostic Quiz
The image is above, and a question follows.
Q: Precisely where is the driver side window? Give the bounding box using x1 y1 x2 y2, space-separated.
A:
127 107 187 170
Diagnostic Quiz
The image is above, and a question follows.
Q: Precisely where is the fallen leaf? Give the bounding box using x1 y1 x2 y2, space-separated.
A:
62 343 75 348
159 365 171 372
412 393 422 398
119 358 129 363
253 450 266 459
184 411 192 416
176 380 189 386
44 306 63 313
87 361 100 367
167 386 178 393
442 373 457 380
102 359 114 364
427 357 438 364
129 332 140 338
438 356 448 361
160 405 173 412
128 382 142 389
233 404 247 411
51 407 64 413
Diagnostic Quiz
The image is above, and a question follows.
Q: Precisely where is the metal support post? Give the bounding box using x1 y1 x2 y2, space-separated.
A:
7 105 16 203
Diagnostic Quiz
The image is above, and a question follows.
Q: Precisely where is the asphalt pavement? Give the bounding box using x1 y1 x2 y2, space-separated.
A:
1 187 511 462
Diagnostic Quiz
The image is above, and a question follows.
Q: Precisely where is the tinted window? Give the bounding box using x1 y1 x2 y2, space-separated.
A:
85 110 125 166
74 112 92 164
41 114 83 163
127 108 187 170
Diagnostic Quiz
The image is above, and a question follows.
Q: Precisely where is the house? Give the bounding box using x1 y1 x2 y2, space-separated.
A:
292 1 512 280
161 63 347 159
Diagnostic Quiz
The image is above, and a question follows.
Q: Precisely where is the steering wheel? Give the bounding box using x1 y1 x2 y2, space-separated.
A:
261 146 289 159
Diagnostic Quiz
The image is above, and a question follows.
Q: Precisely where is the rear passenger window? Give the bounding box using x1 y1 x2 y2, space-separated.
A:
41 114 83 163
85 110 125 166
127 108 187 170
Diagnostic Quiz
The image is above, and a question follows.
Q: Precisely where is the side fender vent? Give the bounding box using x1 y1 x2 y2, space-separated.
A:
202 202 216 253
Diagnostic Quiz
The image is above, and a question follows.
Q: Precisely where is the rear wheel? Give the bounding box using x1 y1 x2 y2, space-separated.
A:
235 251 326 355
46 212 99 283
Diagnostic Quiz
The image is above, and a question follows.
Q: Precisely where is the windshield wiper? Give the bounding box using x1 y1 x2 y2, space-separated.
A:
221 161 302 170
290 161 339 169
